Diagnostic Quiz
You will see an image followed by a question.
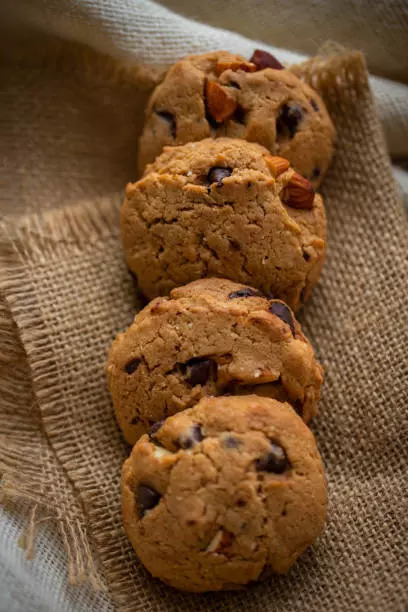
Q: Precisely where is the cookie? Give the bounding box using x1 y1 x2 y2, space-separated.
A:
122 137 327 307
137 50 335 186
121 395 327 592
106 278 323 445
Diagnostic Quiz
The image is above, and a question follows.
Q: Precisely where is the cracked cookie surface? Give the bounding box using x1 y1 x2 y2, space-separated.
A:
137 50 335 186
122 137 327 307
107 278 323 445
121 395 327 592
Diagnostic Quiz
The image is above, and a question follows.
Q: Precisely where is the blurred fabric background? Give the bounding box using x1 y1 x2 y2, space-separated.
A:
0 1 407 611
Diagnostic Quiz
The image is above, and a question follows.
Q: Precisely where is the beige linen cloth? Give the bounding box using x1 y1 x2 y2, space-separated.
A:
0 1 407 611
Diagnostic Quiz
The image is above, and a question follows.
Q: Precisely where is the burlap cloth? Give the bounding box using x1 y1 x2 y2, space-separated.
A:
0 29 407 612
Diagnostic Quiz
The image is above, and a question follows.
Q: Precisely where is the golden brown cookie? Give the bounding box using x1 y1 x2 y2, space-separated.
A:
137 50 335 186
122 137 327 307
106 278 323 445
121 395 327 592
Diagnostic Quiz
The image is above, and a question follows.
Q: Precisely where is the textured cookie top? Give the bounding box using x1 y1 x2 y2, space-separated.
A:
122 395 327 592
107 278 323 445
144 136 280 178
137 50 335 185
122 137 327 307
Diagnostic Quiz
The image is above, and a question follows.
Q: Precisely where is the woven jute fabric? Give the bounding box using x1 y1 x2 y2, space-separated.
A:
0 38 407 612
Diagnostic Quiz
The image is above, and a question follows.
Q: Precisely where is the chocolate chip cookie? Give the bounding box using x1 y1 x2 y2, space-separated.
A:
121 395 327 592
106 278 323 445
137 50 335 186
122 137 327 307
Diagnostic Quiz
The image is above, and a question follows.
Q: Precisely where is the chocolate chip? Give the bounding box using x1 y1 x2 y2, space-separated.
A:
125 358 141 374
183 357 217 386
223 435 242 449
310 99 319 112
130 416 140 425
229 239 240 251
228 287 264 299
136 484 161 518
155 110 176 138
178 423 204 449
269 302 295 337
311 167 321 180
250 49 284 71
207 166 232 187
256 442 288 473
276 103 304 139
148 419 165 440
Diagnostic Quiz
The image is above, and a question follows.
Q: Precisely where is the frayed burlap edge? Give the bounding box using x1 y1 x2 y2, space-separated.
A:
0 197 122 591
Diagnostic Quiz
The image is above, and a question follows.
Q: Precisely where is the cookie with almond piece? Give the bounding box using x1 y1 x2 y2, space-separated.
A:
122 137 327 308
106 277 323 445
121 395 327 592
137 49 335 185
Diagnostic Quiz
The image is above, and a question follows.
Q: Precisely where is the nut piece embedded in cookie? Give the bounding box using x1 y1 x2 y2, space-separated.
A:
137 50 335 185
214 59 256 76
205 80 238 123
106 278 324 445
264 155 290 177
282 172 315 209
122 137 327 307
121 395 328 592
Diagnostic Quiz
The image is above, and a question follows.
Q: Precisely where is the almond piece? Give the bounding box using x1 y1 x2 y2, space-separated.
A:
205 80 238 123
206 529 234 554
265 155 290 177
214 60 256 76
282 173 315 209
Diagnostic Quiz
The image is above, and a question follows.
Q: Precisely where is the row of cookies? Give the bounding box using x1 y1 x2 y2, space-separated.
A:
107 49 335 591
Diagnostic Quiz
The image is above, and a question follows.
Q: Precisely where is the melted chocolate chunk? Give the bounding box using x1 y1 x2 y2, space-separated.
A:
178 423 204 449
276 103 304 139
269 302 295 337
136 484 161 518
256 442 288 473
148 419 165 440
223 435 242 449
155 110 176 138
183 357 217 386
310 98 319 112
228 287 264 299
207 166 233 187
125 358 141 375
250 49 284 70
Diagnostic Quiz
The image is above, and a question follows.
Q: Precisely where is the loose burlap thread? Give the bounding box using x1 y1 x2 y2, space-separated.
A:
0 42 407 612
